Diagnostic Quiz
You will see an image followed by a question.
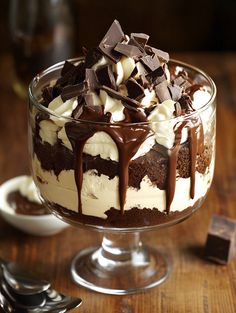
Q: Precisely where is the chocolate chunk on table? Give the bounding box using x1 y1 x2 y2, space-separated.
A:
205 214 236 264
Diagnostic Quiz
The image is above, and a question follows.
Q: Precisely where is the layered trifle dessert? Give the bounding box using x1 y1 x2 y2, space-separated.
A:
29 20 216 227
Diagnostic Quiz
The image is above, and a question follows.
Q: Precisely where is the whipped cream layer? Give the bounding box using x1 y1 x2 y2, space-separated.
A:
33 155 214 219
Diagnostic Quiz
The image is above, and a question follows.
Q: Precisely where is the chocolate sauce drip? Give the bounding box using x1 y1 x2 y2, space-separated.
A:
166 122 187 213
65 124 96 213
166 117 204 212
189 126 197 198
65 122 152 214
103 125 152 213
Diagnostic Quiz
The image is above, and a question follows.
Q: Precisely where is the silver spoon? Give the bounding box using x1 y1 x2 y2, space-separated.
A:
0 259 50 295
1 279 46 309
0 291 14 313
0 287 82 313
29 288 82 312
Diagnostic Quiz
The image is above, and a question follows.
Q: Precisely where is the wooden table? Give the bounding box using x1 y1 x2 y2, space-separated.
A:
0 52 236 313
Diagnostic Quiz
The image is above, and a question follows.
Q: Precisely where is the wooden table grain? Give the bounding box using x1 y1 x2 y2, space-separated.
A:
0 52 236 313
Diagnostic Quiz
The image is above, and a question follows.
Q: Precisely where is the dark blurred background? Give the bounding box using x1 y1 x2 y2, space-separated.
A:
0 0 235 97
1 0 236 54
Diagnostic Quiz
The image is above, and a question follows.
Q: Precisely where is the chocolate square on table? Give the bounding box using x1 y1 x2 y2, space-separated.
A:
205 215 236 264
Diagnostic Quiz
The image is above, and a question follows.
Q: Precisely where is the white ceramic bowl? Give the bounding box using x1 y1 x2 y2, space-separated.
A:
0 175 69 236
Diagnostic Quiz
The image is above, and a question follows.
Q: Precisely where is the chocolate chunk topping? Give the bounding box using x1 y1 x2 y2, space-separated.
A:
101 85 141 108
125 78 144 100
58 61 85 87
141 55 161 72
205 215 236 264
168 84 183 101
79 104 104 122
130 33 149 48
155 81 171 102
145 45 169 63
85 69 100 91
98 20 124 63
84 47 103 68
146 66 165 85
114 43 143 58
42 86 54 106
61 82 88 102
61 60 76 76
72 102 84 119
96 65 116 90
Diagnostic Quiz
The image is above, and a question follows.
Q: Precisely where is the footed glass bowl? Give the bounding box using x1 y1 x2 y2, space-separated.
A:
28 58 216 294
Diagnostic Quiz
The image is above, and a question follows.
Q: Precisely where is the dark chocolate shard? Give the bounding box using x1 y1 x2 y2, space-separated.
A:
130 33 149 48
168 84 183 101
145 45 169 63
84 94 95 107
98 20 124 63
146 66 165 85
154 81 171 102
61 60 76 76
130 66 138 78
114 42 143 58
205 215 236 264
61 82 88 102
72 102 84 119
136 61 149 77
41 86 54 106
84 47 103 68
141 55 161 72
96 65 117 90
80 105 105 122
58 61 85 87
57 62 77 86
125 78 144 100
101 85 141 108
85 69 100 91
135 62 149 87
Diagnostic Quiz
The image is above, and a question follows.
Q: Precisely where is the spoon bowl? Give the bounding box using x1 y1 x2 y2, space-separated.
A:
0 260 50 295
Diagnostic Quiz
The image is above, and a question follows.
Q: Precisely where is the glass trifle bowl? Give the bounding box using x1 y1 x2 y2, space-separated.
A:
28 21 216 294
28 57 216 294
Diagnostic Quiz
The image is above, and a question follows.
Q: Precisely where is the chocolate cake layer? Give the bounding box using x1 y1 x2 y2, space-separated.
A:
33 132 212 191
47 198 203 228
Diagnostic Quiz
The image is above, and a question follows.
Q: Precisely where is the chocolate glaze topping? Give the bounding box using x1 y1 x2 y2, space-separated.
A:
38 20 210 217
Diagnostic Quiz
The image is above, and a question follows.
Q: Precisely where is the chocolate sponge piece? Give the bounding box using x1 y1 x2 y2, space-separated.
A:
205 215 236 264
